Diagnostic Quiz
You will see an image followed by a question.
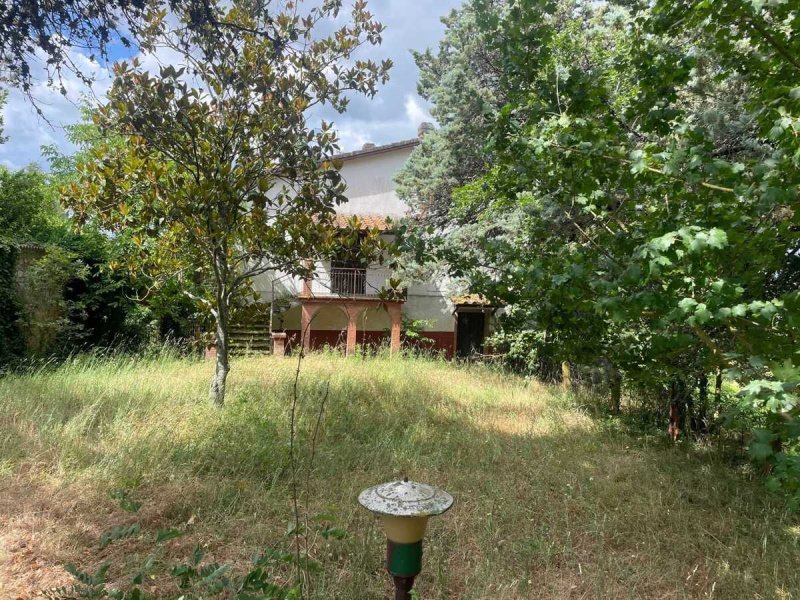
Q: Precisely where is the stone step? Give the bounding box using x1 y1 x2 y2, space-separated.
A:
230 348 271 355
229 342 272 350
229 330 268 335
229 337 272 346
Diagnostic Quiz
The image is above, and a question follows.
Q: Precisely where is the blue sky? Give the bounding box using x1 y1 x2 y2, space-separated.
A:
0 0 463 170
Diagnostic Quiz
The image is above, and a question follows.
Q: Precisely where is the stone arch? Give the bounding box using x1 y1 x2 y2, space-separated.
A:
307 304 348 351
311 304 349 330
358 305 392 331
356 305 393 352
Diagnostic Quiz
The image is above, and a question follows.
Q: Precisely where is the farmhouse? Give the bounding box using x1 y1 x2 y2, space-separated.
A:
253 127 495 358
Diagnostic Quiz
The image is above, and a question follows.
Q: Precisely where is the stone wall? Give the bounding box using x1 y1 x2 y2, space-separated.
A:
13 244 68 356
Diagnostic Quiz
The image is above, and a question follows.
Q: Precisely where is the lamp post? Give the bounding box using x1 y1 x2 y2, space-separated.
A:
358 477 453 600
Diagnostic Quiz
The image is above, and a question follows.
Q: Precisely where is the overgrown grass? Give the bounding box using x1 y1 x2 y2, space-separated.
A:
0 353 798 598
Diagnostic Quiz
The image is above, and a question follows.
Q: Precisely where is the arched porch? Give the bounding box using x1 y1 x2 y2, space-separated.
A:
300 297 402 356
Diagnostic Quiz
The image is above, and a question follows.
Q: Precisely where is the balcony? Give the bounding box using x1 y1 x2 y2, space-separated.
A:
303 267 392 298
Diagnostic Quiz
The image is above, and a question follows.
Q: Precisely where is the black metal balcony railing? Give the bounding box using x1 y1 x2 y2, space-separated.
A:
304 266 392 298
330 267 367 296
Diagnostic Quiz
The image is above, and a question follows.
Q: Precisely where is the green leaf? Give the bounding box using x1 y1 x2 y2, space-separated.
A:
200 563 230 584
694 304 712 324
320 526 347 540
156 528 183 543
706 228 727 249
748 442 773 461
99 523 141 548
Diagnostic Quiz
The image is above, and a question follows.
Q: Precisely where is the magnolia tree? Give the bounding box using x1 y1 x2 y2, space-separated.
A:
65 0 391 406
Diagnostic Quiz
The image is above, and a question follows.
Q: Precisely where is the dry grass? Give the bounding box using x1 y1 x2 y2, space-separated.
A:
0 353 798 599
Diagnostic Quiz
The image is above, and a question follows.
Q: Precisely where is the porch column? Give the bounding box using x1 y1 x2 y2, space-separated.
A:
300 303 314 353
346 308 358 357
388 302 402 355
301 259 312 297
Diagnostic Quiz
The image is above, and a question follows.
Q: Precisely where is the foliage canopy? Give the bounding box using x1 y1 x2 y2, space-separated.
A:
398 0 800 504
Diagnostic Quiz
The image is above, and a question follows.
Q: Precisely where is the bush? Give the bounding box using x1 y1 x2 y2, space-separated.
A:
0 243 24 370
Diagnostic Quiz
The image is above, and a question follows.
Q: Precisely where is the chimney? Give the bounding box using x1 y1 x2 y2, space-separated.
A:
362 142 376 150
417 122 434 139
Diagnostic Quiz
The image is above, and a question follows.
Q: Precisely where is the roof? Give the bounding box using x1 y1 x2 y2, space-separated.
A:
451 293 496 306
333 138 419 162
333 214 393 231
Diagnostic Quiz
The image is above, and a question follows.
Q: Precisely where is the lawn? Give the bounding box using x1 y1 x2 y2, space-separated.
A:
0 353 798 599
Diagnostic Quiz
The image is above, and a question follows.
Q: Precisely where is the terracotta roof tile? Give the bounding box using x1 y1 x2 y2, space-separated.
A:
333 214 393 231
451 293 496 306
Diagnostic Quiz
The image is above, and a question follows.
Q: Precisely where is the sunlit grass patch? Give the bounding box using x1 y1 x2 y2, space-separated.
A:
0 353 798 598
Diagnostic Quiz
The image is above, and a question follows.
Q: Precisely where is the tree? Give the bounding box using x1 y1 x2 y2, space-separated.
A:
398 0 632 377
46 110 207 348
0 0 285 104
480 0 798 431
65 0 392 406
394 1 503 228
0 162 149 358
0 89 7 144
0 165 70 243
401 0 799 501
412 0 798 498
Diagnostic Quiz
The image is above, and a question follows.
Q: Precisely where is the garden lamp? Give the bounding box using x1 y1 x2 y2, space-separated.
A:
359 477 453 600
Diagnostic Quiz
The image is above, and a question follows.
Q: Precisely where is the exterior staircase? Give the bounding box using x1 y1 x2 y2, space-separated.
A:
228 321 272 355
228 302 272 355
226 298 297 355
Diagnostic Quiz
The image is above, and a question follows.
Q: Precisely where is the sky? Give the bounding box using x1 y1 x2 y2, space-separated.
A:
0 0 463 170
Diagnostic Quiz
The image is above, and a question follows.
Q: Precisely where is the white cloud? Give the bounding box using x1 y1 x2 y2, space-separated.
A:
0 0 464 168
0 42 194 170
404 94 432 129
0 49 114 170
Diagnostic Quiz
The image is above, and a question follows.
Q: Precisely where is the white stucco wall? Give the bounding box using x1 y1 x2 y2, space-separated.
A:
336 145 415 217
251 270 303 303
404 293 455 332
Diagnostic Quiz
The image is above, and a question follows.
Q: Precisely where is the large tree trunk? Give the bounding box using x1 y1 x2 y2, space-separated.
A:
610 367 622 415
209 278 231 407
696 372 709 432
209 312 230 407
561 361 571 391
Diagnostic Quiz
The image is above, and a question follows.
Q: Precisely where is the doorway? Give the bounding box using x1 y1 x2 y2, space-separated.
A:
456 311 485 358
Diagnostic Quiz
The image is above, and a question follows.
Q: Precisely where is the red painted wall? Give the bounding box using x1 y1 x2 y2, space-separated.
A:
408 331 455 358
283 329 346 352
282 329 455 357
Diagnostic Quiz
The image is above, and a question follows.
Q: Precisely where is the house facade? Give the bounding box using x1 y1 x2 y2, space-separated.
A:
252 129 495 358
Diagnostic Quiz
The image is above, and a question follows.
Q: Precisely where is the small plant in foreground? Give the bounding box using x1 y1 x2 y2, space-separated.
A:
40 503 347 599
43 338 341 600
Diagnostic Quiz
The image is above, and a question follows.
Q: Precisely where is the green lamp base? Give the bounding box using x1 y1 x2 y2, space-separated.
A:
387 539 423 577
387 540 423 600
